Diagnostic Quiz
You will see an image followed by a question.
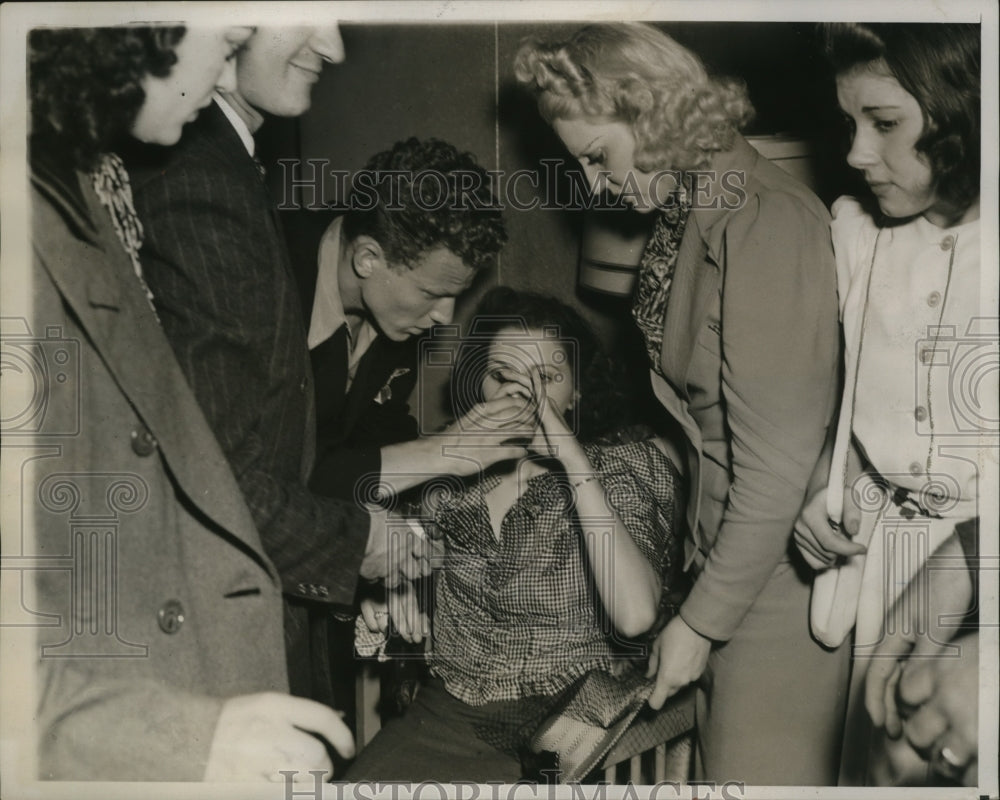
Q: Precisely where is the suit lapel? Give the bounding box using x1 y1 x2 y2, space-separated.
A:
341 337 399 431
312 326 350 426
659 211 722 395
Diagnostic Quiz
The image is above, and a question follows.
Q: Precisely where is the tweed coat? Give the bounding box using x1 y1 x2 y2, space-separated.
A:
29 151 287 780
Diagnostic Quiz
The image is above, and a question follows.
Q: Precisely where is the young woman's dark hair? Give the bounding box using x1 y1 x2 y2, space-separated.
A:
821 22 980 211
29 26 185 171
450 286 629 444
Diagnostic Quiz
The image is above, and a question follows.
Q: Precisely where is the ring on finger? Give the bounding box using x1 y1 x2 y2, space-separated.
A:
939 745 968 771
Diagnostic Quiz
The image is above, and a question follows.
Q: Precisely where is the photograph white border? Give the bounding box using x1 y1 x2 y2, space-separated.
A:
2 2 996 799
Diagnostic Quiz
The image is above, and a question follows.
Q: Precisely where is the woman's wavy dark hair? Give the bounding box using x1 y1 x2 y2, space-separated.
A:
450 287 628 445
29 26 186 171
821 22 980 212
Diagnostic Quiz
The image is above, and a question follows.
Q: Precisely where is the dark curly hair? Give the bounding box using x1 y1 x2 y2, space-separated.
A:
450 287 629 445
29 26 185 171
821 23 980 212
343 137 507 273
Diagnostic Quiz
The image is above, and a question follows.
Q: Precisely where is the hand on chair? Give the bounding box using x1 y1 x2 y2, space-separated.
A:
646 615 712 710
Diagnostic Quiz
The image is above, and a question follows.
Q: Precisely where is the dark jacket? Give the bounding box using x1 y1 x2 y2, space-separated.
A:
126 103 370 606
126 103 373 705
282 207 421 503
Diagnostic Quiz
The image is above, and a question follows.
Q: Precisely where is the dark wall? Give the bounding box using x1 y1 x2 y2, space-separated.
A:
268 22 855 431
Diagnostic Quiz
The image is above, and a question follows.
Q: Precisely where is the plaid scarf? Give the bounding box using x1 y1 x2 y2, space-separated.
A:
90 153 157 315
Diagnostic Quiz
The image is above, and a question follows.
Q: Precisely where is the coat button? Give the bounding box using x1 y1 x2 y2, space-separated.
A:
299 376 309 394
131 426 158 457
940 235 955 251
158 600 185 634
914 405 928 422
909 461 923 477
927 291 942 308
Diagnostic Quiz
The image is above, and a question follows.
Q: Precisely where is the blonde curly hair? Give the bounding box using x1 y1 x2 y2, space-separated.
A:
514 23 754 171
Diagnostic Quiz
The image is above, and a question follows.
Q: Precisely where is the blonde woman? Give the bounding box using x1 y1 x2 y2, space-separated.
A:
516 23 850 784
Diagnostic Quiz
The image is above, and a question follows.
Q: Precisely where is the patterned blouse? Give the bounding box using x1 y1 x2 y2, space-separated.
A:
632 193 692 375
429 439 680 706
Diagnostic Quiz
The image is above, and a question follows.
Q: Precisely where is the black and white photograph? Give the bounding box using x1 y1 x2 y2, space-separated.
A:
1 2 997 798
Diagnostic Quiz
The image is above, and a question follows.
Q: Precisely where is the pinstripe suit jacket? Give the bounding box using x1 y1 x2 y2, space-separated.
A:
125 103 369 609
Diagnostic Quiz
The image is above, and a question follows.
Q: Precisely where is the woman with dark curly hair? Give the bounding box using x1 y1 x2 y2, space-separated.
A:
347 287 682 781
515 23 849 784
30 26 252 166
30 26 254 309
28 24 357 781
793 23 982 786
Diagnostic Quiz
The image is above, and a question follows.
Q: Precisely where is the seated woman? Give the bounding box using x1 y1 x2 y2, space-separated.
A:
346 287 682 782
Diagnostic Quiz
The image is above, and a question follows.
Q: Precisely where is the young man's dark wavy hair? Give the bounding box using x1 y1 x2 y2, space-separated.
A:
29 26 185 172
343 137 507 273
450 286 629 445
821 22 980 213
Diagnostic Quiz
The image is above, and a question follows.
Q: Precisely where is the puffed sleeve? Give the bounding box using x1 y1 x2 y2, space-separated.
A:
679 187 840 642
830 195 880 320
588 440 681 573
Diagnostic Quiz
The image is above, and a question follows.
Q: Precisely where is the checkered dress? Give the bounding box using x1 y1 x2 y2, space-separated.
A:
429 439 680 707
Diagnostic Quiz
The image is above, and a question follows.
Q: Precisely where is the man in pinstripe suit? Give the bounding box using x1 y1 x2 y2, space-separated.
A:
125 25 408 708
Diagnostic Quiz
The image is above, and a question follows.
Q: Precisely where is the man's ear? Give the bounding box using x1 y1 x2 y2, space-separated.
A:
351 236 386 280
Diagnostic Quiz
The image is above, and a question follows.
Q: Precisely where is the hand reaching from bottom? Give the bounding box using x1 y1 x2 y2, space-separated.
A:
894 632 979 785
204 692 354 782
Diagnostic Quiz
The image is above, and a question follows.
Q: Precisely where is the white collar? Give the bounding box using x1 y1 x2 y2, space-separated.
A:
307 217 377 365
213 92 255 157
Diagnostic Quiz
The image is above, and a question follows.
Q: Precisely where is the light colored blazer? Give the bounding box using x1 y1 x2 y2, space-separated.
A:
29 156 288 780
649 135 840 642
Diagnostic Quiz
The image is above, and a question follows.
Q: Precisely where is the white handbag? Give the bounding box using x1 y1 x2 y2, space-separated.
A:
809 473 879 648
